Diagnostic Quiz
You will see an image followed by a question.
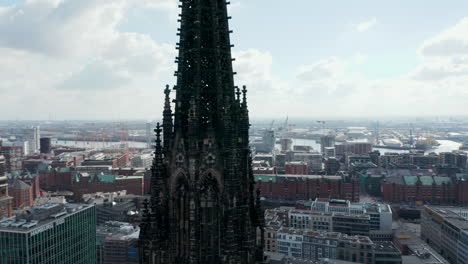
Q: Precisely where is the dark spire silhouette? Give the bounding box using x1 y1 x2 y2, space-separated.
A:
139 0 264 263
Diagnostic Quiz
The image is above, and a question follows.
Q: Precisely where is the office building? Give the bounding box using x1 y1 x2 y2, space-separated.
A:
276 228 401 263
324 147 336 159
310 198 392 232
97 221 139 264
294 153 323 172
0 148 12 219
0 203 96 264
131 153 153 168
421 206 468 264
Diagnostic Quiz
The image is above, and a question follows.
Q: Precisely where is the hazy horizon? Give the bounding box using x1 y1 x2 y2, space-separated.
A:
1 0 468 120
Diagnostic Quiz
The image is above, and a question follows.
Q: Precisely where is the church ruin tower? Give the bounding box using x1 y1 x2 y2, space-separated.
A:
139 0 265 263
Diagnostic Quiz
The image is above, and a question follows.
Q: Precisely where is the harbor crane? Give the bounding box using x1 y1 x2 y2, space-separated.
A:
317 120 326 130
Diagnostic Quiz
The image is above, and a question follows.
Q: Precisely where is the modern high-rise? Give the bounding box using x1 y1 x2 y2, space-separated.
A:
0 203 96 264
40 137 52 154
0 141 12 219
321 134 336 153
22 126 40 155
139 1 264 263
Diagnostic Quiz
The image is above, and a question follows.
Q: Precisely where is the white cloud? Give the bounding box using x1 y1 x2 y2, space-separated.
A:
420 18 468 58
353 53 368 64
0 0 176 120
235 17 468 118
0 0 468 119
297 58 347 81
356 17 378 32
232 49 291 118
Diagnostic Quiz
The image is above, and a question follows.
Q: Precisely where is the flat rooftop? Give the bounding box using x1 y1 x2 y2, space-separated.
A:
97 221 139 241
374 241 401 254
0 203 93 234
426 206 468 230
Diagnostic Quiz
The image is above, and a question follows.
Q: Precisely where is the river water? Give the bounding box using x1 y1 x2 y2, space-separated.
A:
55 138 462 154
54 140 148 149
276 139 462 154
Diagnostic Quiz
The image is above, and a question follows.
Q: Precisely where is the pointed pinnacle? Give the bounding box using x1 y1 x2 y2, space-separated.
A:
242 86 247 104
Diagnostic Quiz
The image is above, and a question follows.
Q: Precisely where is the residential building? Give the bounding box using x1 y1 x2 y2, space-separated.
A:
294 153 323 172
1 144 23 174
0 203 96 264
335 143 372 155
255 174 360 202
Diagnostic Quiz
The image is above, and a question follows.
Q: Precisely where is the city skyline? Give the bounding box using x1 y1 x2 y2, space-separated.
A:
1 0 468 120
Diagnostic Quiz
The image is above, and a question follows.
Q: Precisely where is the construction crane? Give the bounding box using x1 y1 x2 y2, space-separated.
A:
278 116 288 132
317 121 326 130
269 120 275 130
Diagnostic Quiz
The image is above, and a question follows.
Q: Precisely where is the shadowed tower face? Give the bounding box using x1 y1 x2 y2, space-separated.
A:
139 1 265 264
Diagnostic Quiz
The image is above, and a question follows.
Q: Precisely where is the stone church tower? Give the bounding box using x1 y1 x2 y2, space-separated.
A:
139 0 265 263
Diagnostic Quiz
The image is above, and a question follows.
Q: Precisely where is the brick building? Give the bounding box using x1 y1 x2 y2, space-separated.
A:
285 162 308 175
50 152 87 168
81 152 130 168
20 173 40 199
8 179 34 209
381 175 465 205
335 143 372 155
39 165 145 201
67 173 143 201
255 174 360 202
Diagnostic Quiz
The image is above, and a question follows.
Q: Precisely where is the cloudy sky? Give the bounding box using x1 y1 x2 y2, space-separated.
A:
1 0 468 120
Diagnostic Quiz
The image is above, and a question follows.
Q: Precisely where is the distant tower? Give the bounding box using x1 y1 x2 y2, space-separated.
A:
145 122 152 148
320 134 336 153
261 130 275 153
40 137 52 154
139 1 264 263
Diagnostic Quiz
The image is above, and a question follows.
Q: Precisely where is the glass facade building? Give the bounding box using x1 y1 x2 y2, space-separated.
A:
0 203 96 264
